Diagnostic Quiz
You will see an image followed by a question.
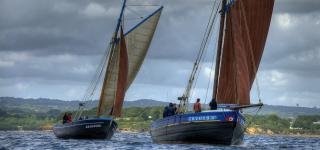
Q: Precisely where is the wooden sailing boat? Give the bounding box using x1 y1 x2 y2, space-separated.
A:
53 0 163 139
150 0 274 145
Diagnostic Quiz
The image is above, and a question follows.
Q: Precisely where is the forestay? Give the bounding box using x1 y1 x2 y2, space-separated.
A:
97 7 163 117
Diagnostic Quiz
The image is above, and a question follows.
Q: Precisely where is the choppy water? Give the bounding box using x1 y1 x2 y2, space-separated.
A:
0 131 319 150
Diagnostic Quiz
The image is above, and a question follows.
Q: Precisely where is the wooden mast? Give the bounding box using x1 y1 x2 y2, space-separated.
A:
212 0 227 100
96 0 127 118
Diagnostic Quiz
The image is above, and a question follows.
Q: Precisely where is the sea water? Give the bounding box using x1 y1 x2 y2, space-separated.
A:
0 131 319 150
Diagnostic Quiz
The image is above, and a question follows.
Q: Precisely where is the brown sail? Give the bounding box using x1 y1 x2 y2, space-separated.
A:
216 0 274 105
96 8 163 117
112 26 128 117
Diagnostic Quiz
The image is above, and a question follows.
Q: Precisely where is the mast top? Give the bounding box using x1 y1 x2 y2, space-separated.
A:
114 0 127 38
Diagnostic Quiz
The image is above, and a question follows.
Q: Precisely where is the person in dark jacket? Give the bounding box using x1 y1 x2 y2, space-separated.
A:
209 98 217 110
163 105 169 118
163 103 176 118
173 103 177 115
62 112 68 124
167 103 174 116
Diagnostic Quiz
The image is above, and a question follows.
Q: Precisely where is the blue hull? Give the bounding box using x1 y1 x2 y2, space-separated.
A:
150 110 245 145
53 118 117 139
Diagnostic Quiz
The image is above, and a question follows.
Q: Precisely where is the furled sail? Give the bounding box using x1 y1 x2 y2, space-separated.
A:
215 0 274 105
97 7 163 117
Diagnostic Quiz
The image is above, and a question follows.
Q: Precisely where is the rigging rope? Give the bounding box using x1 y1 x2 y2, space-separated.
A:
74 36 113 120
203 28 219 109
74 0 168 119
74 2 126 118
191 1 221 104
233 106 262 141
183 1 218 111
126 4 160 7
179 0 221 112
125 6 145 19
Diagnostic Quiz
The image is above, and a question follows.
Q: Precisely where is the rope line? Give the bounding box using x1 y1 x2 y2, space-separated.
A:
179 0 221 113
204 29 219 109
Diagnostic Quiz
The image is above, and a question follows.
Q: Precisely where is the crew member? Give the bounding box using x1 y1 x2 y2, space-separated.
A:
62 112 68 124
209 98 217 110
67 113 72 123
193 98 202 113
163 104 169 118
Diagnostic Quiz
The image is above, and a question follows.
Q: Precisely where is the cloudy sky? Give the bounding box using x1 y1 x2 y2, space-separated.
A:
0 0 319 107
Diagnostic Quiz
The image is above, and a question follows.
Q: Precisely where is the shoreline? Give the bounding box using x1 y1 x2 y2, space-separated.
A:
246 132 320 138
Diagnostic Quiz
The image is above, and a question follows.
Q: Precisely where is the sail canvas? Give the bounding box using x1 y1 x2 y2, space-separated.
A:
216 0 274 105
97 7 163 117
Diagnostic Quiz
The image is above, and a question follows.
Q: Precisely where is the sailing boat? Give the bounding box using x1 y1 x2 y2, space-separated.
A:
150 0 274 145
53 0 163 139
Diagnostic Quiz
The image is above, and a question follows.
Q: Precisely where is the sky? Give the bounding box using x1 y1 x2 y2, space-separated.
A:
0 0 319 108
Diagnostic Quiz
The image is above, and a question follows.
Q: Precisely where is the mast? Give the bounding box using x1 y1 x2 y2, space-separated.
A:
96 0 126 118
111 26 128 117
96 3 163 117
114 0 127 39
212 0 227 101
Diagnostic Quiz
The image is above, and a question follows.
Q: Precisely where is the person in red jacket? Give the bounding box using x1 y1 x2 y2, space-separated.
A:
193 98 202 113
67 113 72 123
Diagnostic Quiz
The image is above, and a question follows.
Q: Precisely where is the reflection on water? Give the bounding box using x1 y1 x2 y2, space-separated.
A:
0 131 319 150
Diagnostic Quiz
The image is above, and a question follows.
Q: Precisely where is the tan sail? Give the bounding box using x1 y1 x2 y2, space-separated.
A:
125 8 163 88
216 0 274 105
96 43 120 117
96 7 163 117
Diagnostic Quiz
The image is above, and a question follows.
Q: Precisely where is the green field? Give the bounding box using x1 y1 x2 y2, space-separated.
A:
0 106 319 135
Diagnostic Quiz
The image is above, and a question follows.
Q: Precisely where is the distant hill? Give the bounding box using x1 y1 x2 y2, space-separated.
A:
0 97 167 112
244 104 320 118
0 97 319 118
0 97 86 112
124 99 167 107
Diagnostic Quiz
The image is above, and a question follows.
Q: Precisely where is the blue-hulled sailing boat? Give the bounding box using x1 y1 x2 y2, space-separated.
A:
150 0 274 145
53 0 163 139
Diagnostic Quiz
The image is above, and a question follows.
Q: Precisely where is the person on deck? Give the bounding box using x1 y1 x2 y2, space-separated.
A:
209 98 218 110
193 98 202 113
62 112 68 124
163 103 176 118
163 104 169 118
173 103 177 115
167 103 175 116
67 113 72 123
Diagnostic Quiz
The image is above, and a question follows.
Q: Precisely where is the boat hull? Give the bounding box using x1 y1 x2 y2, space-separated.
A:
53 118 117 139
150 110 245 145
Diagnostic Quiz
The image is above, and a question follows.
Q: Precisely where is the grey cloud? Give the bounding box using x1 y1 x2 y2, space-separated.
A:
274 0 320 14
261 13 320 79
0 0 319 107
0 52 100 82
0 0 117 55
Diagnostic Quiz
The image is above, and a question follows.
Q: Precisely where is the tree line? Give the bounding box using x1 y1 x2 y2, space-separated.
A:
0 107 319 134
